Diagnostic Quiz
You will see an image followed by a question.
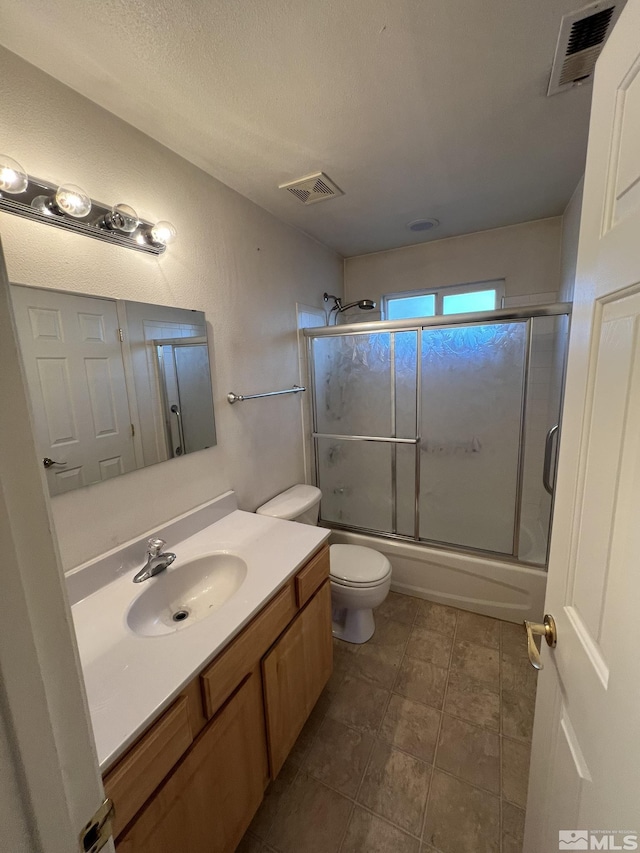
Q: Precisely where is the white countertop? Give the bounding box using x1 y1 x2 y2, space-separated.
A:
69 500 329 773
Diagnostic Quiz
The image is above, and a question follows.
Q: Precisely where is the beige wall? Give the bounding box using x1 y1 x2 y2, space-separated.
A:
559 178 585 303
0 48 342 569
344 217 562 319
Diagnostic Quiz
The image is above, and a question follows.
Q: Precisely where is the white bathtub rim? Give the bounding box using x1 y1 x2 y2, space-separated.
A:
330 529 547 624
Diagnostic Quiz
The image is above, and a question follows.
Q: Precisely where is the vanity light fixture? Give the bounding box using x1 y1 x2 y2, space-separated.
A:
32 183 92 218
136 219 178 248
0 154 175 255
100 203 139 233
148 220 177 246
0 156 29 195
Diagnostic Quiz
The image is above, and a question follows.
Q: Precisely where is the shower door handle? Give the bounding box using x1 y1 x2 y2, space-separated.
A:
170 404 186 456
543 424 559 495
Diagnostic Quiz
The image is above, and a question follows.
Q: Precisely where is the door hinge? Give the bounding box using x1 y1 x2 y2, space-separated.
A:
131 423 135 438
118 328 124 342
79 798 114 853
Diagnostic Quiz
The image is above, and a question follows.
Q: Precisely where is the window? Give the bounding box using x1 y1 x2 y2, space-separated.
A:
383 280 504 321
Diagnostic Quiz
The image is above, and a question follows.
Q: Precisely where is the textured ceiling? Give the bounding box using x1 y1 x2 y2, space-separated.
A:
0 0 593 256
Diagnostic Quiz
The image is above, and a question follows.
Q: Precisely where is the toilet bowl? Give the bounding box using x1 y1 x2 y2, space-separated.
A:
255 485 391 644
329 544 391 643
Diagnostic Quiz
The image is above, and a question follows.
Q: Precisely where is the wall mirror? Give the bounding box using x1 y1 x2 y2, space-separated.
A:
10 284 217 496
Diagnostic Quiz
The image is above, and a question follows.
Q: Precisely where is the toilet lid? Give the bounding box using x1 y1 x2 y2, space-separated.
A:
329 544 391 585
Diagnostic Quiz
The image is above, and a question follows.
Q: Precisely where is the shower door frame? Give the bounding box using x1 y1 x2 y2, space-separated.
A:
305 302 572 569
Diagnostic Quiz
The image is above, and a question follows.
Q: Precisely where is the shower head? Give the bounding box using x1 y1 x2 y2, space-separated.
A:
323 292 377 316
337 298 377 313
351 299 376 311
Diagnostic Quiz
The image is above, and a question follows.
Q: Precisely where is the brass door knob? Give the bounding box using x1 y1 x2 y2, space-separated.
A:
523 614 557 670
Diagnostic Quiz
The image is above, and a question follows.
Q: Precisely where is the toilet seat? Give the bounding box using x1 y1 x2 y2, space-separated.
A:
329 544 391 588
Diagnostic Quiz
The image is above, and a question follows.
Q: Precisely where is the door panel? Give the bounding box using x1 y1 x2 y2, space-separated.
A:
607 60 640 227
36 357 78 445
570 298 639 645
85 358 120 437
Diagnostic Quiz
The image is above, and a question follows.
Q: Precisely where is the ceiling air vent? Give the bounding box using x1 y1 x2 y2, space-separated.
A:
279 172 344 205
547 0 624 96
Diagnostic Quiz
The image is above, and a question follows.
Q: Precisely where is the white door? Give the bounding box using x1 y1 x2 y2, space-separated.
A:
0 239 113 851
525 3 640 850
10 285 136 495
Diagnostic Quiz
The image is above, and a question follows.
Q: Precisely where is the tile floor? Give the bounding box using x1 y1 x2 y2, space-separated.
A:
238 592 538 853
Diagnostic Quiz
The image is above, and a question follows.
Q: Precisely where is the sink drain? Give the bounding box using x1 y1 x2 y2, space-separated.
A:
172 609 189 622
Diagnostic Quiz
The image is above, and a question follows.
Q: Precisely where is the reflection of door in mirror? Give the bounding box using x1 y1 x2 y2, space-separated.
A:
10 285 136 495
121 301 211 466
156 339 217 457
10 286 217 496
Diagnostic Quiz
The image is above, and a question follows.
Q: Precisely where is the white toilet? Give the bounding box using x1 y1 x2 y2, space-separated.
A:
256 484 391 643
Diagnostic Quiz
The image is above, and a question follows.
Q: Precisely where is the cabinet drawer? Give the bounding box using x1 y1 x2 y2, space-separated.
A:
200 580 296 719
104 694 193 839
295 544 330 608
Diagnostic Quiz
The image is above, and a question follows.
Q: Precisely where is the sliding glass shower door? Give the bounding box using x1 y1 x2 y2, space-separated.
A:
308 305 568 567
418 322 528 554
313 331 418 534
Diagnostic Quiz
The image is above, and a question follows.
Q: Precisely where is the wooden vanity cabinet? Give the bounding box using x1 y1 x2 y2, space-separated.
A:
263 580 333 776
108 543 331 852
117 669 267 853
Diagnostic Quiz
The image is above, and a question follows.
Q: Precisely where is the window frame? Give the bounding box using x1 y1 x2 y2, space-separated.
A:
382 279 506 320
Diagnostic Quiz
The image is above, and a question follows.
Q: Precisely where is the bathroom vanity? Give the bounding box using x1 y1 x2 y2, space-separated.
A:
67 493 332 852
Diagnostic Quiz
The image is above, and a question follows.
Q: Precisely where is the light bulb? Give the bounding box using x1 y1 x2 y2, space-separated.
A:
54 184 91 218
149 220 177 246
104 203 138 233
0 156 28 194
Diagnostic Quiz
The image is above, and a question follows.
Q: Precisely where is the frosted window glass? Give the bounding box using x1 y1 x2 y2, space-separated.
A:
419 322 527 554
387 294 436 320
442 289 497 315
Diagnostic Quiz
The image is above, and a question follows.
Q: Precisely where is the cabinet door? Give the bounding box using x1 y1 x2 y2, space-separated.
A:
117 668 268 853
262 580 333 777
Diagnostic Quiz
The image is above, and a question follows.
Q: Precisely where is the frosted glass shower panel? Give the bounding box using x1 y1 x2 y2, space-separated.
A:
316 438 393 532
419 322 527 553
396 444 417 536
517 314 569 565
313 334 392 436
394 331 418 438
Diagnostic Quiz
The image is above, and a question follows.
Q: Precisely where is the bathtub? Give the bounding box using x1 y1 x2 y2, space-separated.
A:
329 529 547 624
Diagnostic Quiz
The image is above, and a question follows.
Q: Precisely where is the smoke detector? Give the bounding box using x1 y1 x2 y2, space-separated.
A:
547 0 624 96
279 172 344 205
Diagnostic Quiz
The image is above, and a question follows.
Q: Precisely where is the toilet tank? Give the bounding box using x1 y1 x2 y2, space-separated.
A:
255 484 322 525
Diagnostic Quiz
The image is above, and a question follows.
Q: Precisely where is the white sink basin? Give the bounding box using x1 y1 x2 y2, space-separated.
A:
127 553 247 637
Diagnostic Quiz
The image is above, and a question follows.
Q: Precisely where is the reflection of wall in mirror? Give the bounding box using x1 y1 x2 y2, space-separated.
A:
156 339 216 457
122 300 207 467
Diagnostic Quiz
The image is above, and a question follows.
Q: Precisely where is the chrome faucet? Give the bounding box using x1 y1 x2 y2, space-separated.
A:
133 538 176 583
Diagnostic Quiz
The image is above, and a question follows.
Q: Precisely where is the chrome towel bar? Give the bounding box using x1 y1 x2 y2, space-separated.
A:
227 384 306 404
